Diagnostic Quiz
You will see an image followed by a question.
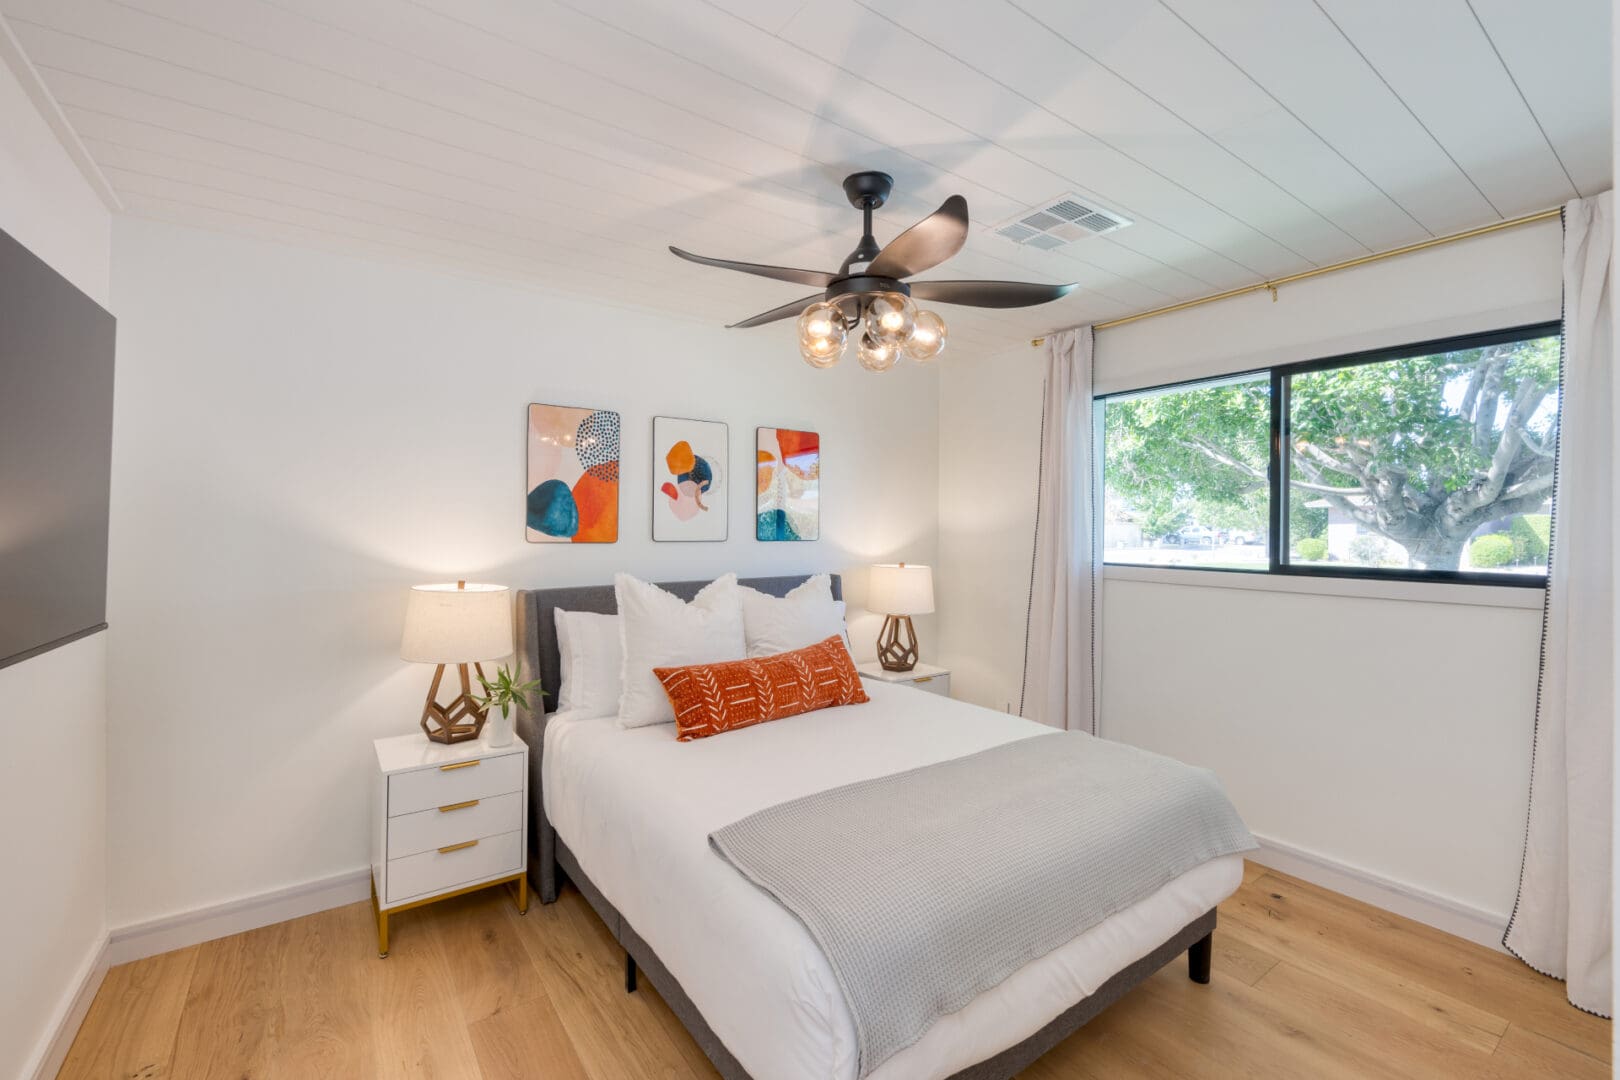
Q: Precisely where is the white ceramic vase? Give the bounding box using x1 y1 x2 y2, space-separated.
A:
486 706 515 747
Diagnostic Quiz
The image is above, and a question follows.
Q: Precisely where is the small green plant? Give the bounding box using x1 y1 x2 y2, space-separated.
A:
474 665 545 719
1469 533 1515 569
1296 537 1328 562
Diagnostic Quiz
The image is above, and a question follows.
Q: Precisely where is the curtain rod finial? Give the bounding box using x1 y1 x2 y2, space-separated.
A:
1031 337 1045 347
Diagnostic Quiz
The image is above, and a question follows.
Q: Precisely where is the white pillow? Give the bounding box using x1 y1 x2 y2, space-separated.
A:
740 574 851 657
615 572 747 727
553 609 623 719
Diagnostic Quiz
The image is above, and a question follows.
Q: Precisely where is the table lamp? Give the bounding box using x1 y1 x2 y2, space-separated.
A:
868 563 934 672
401 581 513 743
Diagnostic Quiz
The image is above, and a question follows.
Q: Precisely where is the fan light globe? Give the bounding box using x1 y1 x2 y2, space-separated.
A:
903 310 948 362
863 292 916 347
857 334 899 373
797 302 846 350
800 334 843 369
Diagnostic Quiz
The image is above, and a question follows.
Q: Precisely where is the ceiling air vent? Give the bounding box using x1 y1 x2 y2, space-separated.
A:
995 193 1131 249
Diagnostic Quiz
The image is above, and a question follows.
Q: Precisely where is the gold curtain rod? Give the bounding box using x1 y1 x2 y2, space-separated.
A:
1029 206 1562 346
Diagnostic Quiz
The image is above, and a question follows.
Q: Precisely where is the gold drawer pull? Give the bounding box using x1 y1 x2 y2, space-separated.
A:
438 799 479 813
439 760 480 771
438 840 479 854
914 676 935 683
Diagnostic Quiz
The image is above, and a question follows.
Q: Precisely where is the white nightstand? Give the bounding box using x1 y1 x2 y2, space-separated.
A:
856 661 952 697
370 730 529 958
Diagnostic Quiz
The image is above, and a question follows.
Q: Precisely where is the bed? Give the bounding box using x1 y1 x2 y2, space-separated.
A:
514 575 1245 1080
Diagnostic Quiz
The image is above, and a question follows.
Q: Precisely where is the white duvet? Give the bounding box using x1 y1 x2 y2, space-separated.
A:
543 681 1242 1080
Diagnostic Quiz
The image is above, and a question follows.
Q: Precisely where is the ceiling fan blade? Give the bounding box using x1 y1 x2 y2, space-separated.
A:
669 246 836 288
906 279 1077 308
867 195 969 279
726 292 826 329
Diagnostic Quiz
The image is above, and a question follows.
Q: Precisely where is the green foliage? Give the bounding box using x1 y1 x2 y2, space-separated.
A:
475 664 545 719
1469 533 1515 569
1290 502 1327 544
1138 503 1188 542
1288 337 1557 493
1510 514 1550 565
1296 538 1328 562
1104 376 1270 537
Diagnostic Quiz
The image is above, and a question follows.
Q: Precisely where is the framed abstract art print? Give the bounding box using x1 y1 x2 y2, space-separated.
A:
653 416 728 542
526 403 620 543
756 426 819 541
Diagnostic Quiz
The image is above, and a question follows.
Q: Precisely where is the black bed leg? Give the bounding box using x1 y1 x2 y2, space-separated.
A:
1188 932 1212 984
625 951 638 993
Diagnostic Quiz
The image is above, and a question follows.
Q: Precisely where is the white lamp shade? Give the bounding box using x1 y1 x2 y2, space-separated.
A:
868 563 935 616
401 583 513 664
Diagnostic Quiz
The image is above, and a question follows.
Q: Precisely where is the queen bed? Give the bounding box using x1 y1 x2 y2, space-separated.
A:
514 575 1248 1080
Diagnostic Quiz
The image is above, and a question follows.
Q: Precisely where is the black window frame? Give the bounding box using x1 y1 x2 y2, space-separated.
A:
1098 321 1560 589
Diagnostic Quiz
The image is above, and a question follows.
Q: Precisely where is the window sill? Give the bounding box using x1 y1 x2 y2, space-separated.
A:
1101 563 1545 610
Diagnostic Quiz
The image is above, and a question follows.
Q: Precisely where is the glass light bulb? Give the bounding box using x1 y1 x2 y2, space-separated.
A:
862 292 916 347
797 301 846 352
800 334 843 369
857 333 898 373
902 310 948 362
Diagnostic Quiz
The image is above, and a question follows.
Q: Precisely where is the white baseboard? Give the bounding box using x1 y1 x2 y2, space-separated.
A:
1249 833 1510 954
107 867 372 966
26 933 109 1080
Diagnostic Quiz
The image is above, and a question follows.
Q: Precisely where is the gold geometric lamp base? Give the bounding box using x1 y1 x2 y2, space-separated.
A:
420 661 489 744
877 615 919 672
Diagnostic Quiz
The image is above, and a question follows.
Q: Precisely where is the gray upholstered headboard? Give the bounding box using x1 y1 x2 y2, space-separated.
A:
511 574 842 902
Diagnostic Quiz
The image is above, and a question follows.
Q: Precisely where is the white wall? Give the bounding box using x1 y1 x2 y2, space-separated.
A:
939 218 1562 930
105 216 940 928
0 30 112 1080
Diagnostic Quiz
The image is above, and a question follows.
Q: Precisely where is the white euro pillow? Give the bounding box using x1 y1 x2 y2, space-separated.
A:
615 572 747 727
553 609 623 719
740 573 851 657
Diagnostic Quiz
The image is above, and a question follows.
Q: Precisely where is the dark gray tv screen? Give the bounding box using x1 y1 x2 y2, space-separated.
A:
0 226 116 669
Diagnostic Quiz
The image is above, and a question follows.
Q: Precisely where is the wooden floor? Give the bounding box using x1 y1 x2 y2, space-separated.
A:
60 862 1608 1079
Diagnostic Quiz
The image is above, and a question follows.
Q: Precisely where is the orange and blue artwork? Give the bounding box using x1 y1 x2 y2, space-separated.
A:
757 427 819 541
653 416 728 542
526 403 619 543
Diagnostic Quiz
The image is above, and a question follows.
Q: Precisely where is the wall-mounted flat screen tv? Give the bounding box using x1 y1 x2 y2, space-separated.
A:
0 226 116 669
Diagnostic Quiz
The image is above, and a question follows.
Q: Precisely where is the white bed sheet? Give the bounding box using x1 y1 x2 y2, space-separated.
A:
543 681 1242 1080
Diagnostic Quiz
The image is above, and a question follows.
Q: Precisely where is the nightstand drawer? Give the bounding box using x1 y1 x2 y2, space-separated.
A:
388 751 524 816
388 791 524 860
911 672 950 696
385 828 522 906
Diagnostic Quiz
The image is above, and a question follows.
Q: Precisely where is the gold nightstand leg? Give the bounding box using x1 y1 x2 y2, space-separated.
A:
371 877 389 958
517 872 529 915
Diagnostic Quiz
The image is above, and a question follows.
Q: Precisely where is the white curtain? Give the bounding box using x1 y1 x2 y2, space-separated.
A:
1503 192 1614 1018
1020 326 1097 733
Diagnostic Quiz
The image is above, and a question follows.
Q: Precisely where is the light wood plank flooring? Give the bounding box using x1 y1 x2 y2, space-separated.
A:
59 864 1609 1079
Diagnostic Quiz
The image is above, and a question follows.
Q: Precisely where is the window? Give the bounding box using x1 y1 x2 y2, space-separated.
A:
1101 324 1559 585
1102 374 1271 570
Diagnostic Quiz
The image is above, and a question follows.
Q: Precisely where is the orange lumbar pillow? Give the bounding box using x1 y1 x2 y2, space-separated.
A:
655 634 870 742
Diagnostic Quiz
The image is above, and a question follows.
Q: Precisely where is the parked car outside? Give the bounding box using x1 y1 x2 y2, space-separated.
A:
1172 525 1216 547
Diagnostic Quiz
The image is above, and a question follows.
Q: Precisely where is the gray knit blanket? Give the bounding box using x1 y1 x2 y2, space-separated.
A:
708 732 1255 1077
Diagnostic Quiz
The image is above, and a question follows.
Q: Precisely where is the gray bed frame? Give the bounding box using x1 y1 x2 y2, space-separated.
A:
514 574 1216 1080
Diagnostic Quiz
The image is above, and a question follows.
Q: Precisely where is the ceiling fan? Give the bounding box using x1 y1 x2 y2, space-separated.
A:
669 171 1077 372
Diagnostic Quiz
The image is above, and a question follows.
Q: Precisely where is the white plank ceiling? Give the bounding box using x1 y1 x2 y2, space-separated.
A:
4 0 1610 357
